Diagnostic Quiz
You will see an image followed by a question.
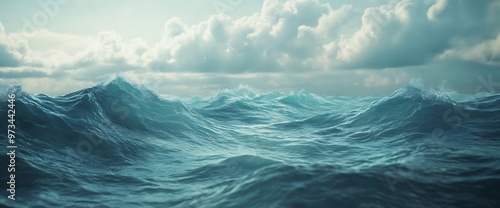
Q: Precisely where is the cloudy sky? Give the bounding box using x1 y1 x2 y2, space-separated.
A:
0 0 499 96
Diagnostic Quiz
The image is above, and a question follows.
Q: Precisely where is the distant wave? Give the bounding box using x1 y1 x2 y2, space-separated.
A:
1 77 499 207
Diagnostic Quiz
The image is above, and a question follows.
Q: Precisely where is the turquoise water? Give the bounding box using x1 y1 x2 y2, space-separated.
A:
1 78 499 207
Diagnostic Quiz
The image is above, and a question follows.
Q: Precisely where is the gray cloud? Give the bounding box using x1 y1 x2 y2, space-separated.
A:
0 44 19 67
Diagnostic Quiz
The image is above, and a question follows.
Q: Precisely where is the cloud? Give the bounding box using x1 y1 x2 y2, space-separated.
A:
427 0 447 21
0 0 499 96
0 22 20 67
3 0 500 73
0 45 19 67
438 33 500 65
336 0 500 69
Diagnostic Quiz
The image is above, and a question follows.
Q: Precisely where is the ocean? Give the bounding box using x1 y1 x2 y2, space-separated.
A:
1 77 499 207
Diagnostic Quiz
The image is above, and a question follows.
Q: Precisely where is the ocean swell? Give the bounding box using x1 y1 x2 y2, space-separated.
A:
1 78 499 207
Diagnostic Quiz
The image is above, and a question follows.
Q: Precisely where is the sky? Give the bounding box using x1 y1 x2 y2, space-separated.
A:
0 0 499 96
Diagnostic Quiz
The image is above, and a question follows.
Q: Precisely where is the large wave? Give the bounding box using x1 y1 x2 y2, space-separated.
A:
1 78 499 207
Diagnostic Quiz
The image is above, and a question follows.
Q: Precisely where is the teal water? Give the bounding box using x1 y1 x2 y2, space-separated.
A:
1 78 499 207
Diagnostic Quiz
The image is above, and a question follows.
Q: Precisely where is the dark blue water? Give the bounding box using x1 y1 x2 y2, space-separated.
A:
1 77 499 207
